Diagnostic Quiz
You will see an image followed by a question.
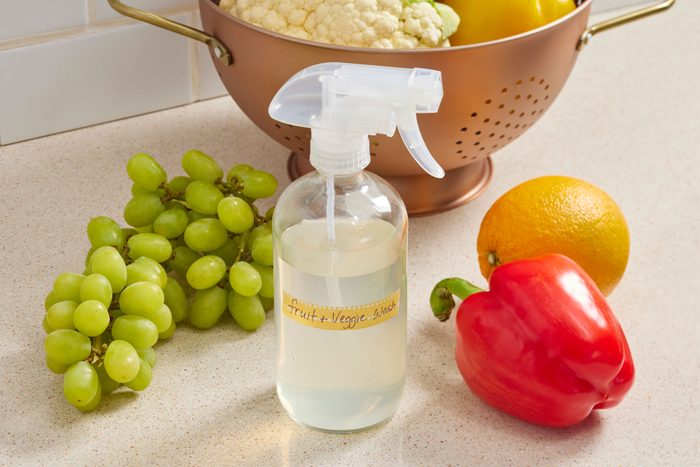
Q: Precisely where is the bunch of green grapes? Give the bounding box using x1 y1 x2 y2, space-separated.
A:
42 150 277 411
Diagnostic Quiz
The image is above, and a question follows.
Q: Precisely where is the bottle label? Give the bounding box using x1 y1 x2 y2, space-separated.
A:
282 290 400 331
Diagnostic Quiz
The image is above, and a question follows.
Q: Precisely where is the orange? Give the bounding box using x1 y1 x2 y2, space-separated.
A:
476 176 630 295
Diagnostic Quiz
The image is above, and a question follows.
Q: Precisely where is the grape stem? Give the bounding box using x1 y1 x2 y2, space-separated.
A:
88 333 106 365
250 205 265 226
232 241 253 265
234 246 244 264
160 182 184 203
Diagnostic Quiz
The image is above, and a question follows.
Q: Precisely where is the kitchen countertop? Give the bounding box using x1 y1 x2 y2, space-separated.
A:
1 2 698 465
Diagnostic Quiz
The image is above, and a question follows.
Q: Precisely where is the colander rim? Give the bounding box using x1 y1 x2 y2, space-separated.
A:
203 0 592 53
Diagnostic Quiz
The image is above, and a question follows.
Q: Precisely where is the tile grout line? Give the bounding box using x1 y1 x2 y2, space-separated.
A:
0 5 197 52
86 0 96 25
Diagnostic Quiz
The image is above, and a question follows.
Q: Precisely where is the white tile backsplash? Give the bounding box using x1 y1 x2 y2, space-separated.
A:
0 15 192 144
0 0 88 42
93 0 197 22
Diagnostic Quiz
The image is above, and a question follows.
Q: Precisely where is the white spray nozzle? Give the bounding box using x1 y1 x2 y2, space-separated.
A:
269 62 445 178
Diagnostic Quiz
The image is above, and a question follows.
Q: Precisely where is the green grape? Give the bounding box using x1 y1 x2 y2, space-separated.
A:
228 291 266 331
188 286 227 329
121 227 139 240
187 210 214 222
131 186 165 198
168 175 192 194
153 208 189 239
136 347 157 368
186 255 227 290
96 364 120 394
127 153 167 192
42 315 54 334
228 261 262 297
104 339 140 383
89 246 127 293
168 246 200 278
87 216 125 249
127 233 172 263
46 356 70 374
136 224 153 233
110 308 125 320
251 263 273 298
181 280 196 297
53 272 85 302
84 246 97 272
126 359 152 391
241 170 278 199
163 199 187 211
185 181 223 215
251 230 273 266
182 149 223 183
158 320 176 340
112 315 159 349
131 183 148 197
73 300 110 337
119 281 164 317
259 295 274 312
184 218 228 252
169 236 187 249
63 361 99 407
150 304 173 333
163 278 188 323
126 256 167 288
131 187 166 198
44 290 60 311
77 387 101 412
226 163 255 183
209 237 241 267
79 274 113 307
47 300 78 330
217 196 254 233
247 223 271 250
264 206 275 221
44 329 92 365
124 193 165 228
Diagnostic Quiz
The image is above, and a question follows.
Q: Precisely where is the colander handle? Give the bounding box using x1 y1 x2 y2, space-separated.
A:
107 0 232 65
577 0 675 50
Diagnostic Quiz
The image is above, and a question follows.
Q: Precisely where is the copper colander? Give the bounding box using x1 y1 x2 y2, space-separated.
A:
108 0 674 215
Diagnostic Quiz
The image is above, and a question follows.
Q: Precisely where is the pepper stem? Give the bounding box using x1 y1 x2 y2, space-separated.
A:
429 277 483 322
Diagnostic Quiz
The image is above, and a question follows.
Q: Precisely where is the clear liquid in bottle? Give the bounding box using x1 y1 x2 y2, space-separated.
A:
275 217 407 433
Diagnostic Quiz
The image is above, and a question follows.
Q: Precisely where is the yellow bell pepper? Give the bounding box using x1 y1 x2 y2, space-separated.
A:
446 0 577 45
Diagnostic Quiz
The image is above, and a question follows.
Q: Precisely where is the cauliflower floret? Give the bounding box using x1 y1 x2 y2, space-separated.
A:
400 2 443 48
219 0 451 49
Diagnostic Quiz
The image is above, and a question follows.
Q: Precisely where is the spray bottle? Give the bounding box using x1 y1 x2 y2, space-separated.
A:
269 63 444 433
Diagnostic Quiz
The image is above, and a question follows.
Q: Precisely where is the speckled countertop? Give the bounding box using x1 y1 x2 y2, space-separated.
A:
1 2 698 465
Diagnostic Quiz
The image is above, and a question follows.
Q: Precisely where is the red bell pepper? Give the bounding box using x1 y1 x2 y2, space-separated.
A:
430 254 634 427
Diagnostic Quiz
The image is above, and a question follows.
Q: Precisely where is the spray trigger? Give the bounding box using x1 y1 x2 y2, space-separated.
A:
398 113 445 179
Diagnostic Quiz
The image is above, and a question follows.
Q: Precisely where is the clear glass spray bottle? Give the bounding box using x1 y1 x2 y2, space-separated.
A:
269 63 445 433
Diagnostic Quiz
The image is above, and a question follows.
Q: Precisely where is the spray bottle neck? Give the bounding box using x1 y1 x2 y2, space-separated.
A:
309 128 370 175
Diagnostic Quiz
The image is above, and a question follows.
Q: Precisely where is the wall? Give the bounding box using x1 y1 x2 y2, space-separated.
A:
0 0 647 145
0 0 227 145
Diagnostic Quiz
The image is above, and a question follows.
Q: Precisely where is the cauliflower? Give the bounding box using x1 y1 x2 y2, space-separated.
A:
219 0 456 49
